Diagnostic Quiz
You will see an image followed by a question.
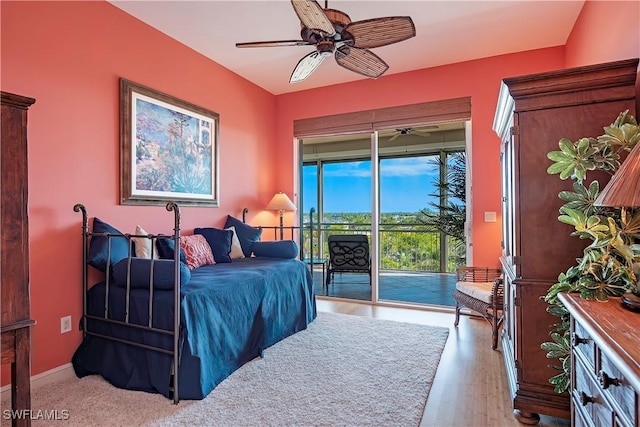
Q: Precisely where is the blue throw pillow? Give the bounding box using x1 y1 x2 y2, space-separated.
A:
87 217 133 273
194 227 232 263
112 258 190 290
156 235 187 264
224 215 262 257
252 240 299 259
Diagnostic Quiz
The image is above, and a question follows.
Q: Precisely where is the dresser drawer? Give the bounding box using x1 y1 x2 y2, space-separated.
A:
600 353 637 427
560 293 640 427
574 402 594 427
575 356 615 427
574 321 596 371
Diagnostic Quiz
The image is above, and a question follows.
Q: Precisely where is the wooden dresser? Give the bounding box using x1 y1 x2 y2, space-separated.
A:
559 293 640 427
492 58 638 424
1 91 36 427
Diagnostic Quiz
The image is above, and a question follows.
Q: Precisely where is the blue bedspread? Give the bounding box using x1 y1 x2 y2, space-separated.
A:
72 257 316 399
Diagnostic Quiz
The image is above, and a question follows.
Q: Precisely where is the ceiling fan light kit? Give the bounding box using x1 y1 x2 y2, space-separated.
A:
236 0 416 84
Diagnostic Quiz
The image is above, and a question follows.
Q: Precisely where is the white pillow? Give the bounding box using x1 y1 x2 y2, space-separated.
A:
226 226 245 259
133 225 159 259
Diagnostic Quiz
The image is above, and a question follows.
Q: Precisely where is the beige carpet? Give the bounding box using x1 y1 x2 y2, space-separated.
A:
2 312 449 427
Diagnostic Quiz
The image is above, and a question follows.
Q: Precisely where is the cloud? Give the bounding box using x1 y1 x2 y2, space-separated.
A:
381 158 439 177
322 157 440 179
324 162 371 178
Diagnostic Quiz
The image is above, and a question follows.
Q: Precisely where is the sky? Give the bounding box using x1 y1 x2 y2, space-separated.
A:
302 156 442 214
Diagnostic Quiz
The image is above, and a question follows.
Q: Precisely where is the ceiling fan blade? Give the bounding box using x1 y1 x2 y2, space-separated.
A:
345 16 416 49
388 133 401 142
414 130 432 138
334 46 388 79
290 51 326 83
236 40 311 48
291 0 335 36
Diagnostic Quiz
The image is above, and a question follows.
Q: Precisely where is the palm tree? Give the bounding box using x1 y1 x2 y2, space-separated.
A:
418 151 466 267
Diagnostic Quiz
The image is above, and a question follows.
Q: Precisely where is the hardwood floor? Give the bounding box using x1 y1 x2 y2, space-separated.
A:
316 297 570 427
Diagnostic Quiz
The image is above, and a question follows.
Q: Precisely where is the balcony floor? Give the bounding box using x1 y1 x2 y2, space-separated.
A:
311 268 457 307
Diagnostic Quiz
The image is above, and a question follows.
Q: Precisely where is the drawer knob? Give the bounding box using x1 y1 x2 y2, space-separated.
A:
598 371 620 389
579 391 594 406
571 332 591 346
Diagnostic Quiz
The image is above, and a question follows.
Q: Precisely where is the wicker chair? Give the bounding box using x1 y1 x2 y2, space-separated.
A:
453 266 504 350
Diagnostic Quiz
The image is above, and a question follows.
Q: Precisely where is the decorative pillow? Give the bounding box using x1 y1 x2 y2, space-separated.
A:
226 226 245 259
87 217 133 272
132 225 159 259
224 215 262 257
112 258 191 290
179 234 215 269
194 227 233 263
156 235 187 264
252 240 299 259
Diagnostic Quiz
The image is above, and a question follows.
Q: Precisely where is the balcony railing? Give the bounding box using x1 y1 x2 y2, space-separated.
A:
244 208 461 273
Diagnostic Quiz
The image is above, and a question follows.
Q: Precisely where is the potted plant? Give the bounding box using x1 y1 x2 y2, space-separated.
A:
542 110 640 392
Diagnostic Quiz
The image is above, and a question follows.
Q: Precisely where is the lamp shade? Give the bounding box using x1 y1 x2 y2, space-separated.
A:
266 192 296 211
594 143 640 207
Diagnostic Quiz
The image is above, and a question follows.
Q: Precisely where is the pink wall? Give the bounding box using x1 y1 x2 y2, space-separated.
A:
1 1 279 383
564 0 640 113
2 0 639 385
274 48 566 268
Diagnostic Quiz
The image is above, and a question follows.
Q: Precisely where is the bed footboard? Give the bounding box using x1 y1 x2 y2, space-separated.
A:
73 202 183 403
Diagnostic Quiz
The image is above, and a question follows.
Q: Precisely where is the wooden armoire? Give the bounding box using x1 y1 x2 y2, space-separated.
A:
1 91 36 427
492 58 638 424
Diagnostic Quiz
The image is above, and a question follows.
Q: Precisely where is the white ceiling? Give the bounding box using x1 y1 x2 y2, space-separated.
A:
109 0 585 95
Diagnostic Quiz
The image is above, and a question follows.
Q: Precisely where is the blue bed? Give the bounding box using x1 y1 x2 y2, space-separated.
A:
71 204 316 401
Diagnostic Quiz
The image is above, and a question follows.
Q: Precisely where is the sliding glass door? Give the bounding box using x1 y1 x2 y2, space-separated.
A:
377 152 465 306
300 124 467 307
301 132 372 301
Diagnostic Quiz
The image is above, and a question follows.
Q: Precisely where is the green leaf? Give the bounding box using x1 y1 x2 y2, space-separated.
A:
547 151 571 162
558 215 577 227
558 138 576 155
559 163 576 180
547 304 569 318
549 372 570 393
547 161 571 175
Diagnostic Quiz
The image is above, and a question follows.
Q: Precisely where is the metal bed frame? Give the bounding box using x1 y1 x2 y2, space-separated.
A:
74 202 183 404
241 207 321 279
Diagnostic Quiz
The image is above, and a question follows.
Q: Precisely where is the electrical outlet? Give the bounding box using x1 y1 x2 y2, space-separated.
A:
61 315 72 334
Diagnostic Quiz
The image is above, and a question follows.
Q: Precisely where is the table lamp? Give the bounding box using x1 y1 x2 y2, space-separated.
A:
266 192 296 240
593 142 640 310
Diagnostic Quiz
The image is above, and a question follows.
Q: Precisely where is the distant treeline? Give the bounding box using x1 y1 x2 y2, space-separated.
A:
302 211 459 272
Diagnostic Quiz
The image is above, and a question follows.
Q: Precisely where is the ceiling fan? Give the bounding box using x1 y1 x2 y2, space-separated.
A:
235 0 416 83
388 127 436 142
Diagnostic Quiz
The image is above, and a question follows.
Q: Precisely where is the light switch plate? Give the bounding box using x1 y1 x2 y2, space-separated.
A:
484 211 497 222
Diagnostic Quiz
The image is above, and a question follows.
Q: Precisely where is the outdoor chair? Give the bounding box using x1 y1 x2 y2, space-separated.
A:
453 266 503 350
326 235 371 290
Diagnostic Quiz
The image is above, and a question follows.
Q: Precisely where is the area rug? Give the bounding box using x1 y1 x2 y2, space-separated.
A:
4 312 449 427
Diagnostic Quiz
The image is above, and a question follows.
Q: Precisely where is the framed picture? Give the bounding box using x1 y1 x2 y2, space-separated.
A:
120 78 219 207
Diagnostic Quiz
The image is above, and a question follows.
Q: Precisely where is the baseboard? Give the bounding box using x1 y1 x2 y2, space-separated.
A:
1 363 75 400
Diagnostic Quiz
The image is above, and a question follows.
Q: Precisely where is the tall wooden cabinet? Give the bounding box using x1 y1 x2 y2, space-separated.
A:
1 91 36 427
492 59 638 424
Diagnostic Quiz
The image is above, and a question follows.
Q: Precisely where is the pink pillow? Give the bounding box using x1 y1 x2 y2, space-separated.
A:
179 234 215 269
